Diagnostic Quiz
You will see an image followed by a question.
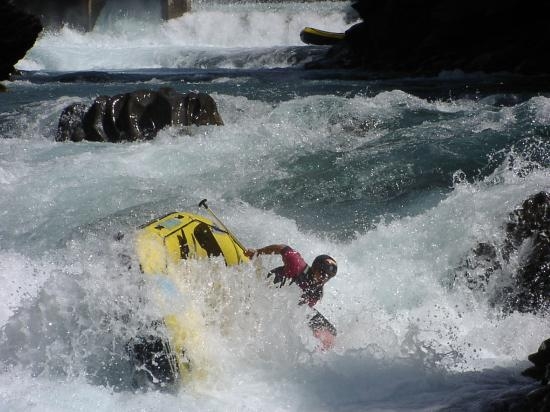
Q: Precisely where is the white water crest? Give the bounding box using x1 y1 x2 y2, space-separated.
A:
18 1 353 71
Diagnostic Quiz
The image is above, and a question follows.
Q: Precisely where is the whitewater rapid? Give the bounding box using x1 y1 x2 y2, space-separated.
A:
2 86 550 410
18 1 353 71
2 1 550 410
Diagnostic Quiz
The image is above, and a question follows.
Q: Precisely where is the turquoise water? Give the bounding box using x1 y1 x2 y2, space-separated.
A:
1 1 550 410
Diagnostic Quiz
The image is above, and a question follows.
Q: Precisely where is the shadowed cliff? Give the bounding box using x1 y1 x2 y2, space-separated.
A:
307 0 550 76
0 1 42 83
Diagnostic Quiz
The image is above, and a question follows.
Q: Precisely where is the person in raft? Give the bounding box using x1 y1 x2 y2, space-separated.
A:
244 244 338 350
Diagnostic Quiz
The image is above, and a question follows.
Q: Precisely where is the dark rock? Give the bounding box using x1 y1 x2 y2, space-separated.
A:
0 1 42 82
528 340 550 370
57 103 88 142
83 96 111 142
505 192 550 256
56 88 224 143
520 338 550 412
484 384 550 412
307 0 550 76
454 242 501 293
455 192 550 314
502 192 550 313
523 339 550 386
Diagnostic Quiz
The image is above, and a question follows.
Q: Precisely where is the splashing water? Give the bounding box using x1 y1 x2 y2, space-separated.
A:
2 1 550 410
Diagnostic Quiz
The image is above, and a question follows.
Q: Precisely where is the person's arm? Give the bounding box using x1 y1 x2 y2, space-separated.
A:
244 244 287 258
309 310 337 351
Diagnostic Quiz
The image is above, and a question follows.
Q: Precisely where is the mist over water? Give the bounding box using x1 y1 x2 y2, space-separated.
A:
2 0 550 411
18 1 352 71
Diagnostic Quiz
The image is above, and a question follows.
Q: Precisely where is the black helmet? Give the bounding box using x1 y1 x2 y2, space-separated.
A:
312 255 337 279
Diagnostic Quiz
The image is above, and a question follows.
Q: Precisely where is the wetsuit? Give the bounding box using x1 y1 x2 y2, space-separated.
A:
268 246 323 307
267 245 337 342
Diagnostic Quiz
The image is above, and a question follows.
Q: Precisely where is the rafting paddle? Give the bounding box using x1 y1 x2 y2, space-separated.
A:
198 199 246 252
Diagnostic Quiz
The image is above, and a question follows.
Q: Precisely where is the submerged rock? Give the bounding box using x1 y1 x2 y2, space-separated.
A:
56 88 224 143
307 0 550 76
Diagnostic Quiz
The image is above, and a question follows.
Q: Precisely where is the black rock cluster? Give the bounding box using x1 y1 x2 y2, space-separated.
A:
454 192 550 410
457 191 550 314
56 88 224 143
307 0 550 76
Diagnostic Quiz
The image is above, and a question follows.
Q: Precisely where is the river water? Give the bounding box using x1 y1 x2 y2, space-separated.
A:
1 1 550 411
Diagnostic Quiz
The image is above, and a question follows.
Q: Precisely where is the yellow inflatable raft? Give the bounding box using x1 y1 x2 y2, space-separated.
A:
300 27 345 46
131 210 248 387
136 211 248 274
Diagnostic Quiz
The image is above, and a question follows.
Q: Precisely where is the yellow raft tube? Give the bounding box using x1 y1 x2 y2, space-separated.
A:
300 26 345 46
136 211 248 274
133 211 248 387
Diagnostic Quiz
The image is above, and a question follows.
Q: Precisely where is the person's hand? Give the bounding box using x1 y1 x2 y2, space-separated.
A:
313 327 336 351
244 248 256 258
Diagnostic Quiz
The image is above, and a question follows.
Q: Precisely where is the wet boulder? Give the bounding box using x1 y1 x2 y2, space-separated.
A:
523 338 550 385
57 103 88 142
502 191 550 312
509 338 550 412
56 88 224 143
455 242 501 293
484 383 550 412
504 192 550 256
455 191 550 313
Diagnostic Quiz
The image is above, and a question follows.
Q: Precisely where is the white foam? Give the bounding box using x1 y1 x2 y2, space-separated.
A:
1 89 549 410
17 1 350 71
0 252 52 326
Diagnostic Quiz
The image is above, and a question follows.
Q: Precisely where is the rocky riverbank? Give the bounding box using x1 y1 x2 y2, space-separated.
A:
307 0 550 77
0 1 42 84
